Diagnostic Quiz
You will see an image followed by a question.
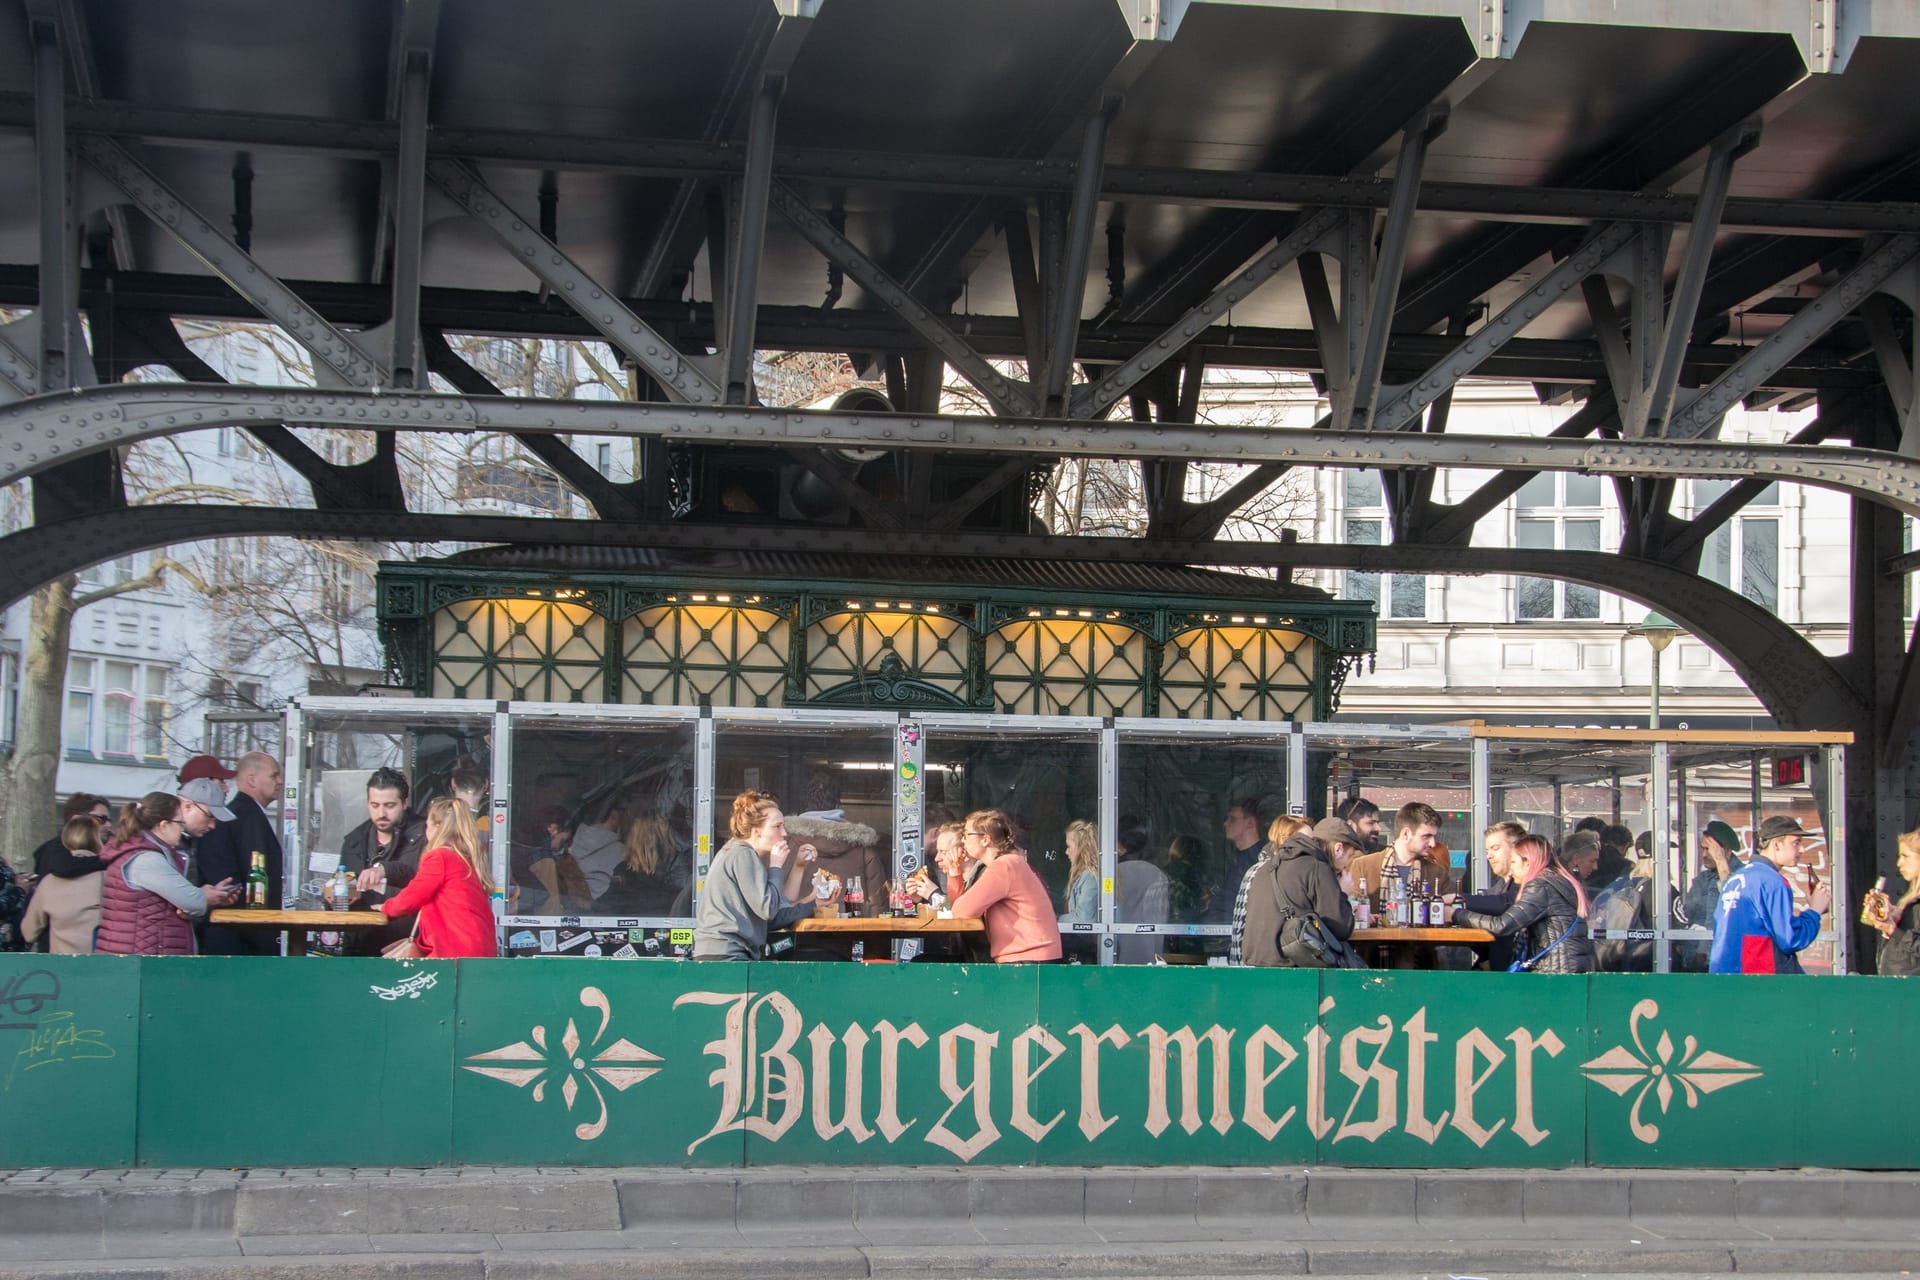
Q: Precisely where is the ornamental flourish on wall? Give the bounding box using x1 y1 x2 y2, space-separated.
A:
462 986 663 1141
1580 998 1763 1143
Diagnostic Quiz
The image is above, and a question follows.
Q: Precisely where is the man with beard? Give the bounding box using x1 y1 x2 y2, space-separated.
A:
345 767 430 954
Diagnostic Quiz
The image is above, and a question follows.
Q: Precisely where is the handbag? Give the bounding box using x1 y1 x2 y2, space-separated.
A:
1269 866 1367 970
1509 918 1576 972
381 913 421 961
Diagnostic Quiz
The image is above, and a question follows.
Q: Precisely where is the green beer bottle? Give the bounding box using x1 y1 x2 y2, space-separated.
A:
246 851 270 909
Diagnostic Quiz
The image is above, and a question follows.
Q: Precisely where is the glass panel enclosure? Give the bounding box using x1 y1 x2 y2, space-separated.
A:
503 710 697 926
1305 726 1473 887
294 701 494 909
711 710 898 907
917 717 1101 916
1759 744 1837 975
1666 745 1756 973
1112 724 1291 964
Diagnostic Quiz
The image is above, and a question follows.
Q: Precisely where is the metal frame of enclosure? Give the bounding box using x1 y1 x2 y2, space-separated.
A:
281 695 1852 971
3 1 1919 960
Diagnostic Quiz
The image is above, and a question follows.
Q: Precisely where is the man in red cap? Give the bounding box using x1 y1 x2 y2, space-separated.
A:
178 755 237 789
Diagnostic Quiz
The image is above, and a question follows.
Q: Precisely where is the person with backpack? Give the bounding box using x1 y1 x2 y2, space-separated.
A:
1240 820 1355 968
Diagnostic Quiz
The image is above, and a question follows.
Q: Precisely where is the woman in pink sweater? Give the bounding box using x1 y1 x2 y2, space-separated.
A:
935 808 1063 963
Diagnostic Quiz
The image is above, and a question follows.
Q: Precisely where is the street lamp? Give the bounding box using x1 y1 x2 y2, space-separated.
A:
1628 612 1684 730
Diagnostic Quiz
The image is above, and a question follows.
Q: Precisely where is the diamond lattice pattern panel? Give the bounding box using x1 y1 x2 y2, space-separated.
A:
622 606 789 709
986 620 1146 717
431 600 605 701
806 610 967 700
1159 626 1315 721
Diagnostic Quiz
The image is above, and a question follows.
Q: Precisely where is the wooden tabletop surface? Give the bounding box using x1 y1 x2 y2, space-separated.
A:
207 909 388 927
1352 925 1494 943
791 915 984 935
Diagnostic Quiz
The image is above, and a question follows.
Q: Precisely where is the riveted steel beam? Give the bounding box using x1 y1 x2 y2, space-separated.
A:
1345 107 1446 432
0 501 1859 730
1641 127 1753 437
8 384 1920 522
76 135 387 388
1667 234 1920 440
424 156 724 405
386 37 434 388
8 90 1919 238
1372 221 1642 433
1043 103 1115 415
31 9 73 393
0 317 42 401
1073 207 1344 420
768 180 1035 415
722 75 783 404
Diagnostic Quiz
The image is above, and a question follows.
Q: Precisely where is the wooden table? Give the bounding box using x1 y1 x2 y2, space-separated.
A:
1351 924 1494 970
207 909 388 956
786 914 985 961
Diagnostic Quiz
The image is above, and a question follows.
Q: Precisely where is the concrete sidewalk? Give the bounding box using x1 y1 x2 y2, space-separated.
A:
2 1165 1917 1278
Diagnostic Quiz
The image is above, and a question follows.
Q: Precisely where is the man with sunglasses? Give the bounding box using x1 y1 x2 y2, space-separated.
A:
29 793 113 881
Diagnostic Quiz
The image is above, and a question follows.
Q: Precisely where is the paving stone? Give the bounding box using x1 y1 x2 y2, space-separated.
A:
970 1172 1085 1221
1195 1171 1308 1221
1631 1172 1738 1221
1306 1170 1415 1219
1525 1173 1631 1220
733 1176 854 1228
491 1231 633 1252
103 1186 236 1234
852 1175 971 1224
1841 1174 1920 1220
1083 1171 1197 1222
1414 1171 1528 1220
0 1187 105 1235
615 1176 735 1230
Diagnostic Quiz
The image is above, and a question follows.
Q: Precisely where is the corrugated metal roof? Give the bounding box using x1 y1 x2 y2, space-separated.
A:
437 543 1336 604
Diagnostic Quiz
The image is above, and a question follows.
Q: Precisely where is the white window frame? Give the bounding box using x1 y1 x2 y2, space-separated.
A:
65 656 173 764
1340 468 1428 621
1509 473 1608 623
1693 479 1782 614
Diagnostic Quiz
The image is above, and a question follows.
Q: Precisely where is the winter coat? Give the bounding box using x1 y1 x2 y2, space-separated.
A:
96 835 199 957
1240 832 1353 968
21 868 102 954
599 848 691 917
342 810 430 954
379 846 497 959
785 812 890 918
195 791 285 956
1455 870 1595 974
1711 856 1821 974
1878 900 1920 978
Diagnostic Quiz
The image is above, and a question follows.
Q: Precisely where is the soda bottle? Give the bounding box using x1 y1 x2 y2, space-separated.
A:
847 876 864 916
246 851 271 909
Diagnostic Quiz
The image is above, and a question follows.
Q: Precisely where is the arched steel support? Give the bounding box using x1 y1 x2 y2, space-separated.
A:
6 384 1920 520
0 501 1863 733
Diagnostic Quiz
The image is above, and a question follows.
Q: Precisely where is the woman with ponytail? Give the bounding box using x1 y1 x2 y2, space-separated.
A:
1452 833 1595 974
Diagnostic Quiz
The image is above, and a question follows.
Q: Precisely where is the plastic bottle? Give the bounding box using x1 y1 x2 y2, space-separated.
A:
1352 878 1372 929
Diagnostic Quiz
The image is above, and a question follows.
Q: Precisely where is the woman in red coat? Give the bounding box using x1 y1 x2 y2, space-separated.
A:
378 797 498 959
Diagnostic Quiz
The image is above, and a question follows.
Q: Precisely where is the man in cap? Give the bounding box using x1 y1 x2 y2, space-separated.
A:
1672 820 1743 971
193 752 286 956
1312 815 1367 897
178 754 238 792
1710 815 1830 974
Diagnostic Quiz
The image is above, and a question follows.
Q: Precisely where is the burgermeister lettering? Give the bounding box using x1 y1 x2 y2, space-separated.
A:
670 989 1569 1163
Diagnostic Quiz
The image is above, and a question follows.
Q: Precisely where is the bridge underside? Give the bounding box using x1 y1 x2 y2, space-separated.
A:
2 0 1919 948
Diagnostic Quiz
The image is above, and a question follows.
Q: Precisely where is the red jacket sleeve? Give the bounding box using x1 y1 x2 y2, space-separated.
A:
382 846 450 918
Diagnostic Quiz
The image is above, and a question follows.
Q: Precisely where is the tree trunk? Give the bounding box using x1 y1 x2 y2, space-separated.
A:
3 575 77 870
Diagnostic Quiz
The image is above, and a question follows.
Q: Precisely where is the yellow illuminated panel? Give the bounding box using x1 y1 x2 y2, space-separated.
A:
1160 626 1316 721
431 599 605 701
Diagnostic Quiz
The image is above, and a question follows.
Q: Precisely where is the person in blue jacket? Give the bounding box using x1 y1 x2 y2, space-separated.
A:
1710 815 1831 974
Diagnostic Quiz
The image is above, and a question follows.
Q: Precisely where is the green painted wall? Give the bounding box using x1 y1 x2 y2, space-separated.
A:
1 956 1911 1169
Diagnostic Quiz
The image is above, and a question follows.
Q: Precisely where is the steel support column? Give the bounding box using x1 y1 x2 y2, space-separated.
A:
1345 108 1444 432
30 7 71 392
1668 235 1920 440
1042 102 1114 415
76 135 388 388
721 75 783 404
768 180 1035 415
1642 128 1752 437
387 36 433 389
424 156 724 404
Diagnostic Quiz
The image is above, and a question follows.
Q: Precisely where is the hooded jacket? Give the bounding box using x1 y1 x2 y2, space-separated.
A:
1456 869 1595 974
785 812 890 916
1239 832 1354 968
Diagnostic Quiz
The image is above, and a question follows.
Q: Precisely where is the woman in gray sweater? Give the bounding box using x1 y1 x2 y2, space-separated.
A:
693 790 829 961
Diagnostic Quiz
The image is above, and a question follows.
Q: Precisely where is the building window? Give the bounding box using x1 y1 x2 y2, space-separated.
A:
1694 480 1780 614
66 657 171 762
1343 518 1426 619
1510 473 1605 621
79 555 139 588
596 442 612 477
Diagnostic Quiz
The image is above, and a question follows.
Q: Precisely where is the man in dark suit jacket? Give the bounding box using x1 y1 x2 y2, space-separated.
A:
343 767 430 954
195 753 285 956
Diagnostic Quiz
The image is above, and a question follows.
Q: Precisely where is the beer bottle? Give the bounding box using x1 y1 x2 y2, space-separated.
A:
246 851 270 909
